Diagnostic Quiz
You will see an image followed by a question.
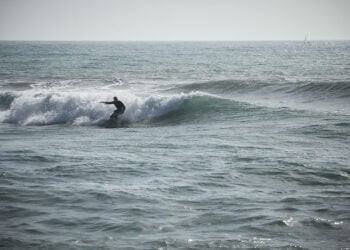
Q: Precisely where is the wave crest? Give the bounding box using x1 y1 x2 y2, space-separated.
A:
178 79 350 99
0 91 215 126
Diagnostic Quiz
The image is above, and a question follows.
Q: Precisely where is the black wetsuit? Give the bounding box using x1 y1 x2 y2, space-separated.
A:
103 100 126 119
115 100 125 113
112 100 125 119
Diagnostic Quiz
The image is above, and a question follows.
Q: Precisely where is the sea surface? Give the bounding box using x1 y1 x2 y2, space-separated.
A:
0 41 349 249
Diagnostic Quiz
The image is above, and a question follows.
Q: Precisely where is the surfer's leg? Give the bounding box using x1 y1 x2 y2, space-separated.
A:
110 110 118 120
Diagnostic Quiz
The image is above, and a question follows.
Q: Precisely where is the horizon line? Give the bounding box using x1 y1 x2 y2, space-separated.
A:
1 39 349 42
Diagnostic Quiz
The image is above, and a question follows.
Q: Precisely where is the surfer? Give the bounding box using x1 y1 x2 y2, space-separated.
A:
100 96 126 120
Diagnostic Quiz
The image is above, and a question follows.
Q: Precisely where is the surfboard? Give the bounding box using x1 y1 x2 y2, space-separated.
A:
105 117 119 128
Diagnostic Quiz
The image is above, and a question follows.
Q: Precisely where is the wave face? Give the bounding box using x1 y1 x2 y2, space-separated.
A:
175 79 350 114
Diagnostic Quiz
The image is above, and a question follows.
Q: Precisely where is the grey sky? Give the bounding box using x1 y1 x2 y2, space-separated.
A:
0 0 349 41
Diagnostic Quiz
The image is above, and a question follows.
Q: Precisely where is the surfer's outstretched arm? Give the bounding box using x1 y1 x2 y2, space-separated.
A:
100 101 114 104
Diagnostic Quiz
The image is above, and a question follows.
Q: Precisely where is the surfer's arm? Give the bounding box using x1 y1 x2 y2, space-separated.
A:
100 101 114 104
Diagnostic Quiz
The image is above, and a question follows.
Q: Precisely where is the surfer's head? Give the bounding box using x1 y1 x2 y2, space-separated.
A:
114 96 118 101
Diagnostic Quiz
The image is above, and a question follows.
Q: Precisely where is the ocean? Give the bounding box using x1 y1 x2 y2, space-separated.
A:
0 41 349 249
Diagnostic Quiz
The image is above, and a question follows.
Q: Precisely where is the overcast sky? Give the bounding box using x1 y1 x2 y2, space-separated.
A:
0 0 349 41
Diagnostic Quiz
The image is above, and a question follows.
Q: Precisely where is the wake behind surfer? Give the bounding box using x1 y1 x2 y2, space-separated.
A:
100 96 126 120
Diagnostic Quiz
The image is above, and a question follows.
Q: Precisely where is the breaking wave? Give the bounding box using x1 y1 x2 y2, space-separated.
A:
1 78 349 127
0 90 235 127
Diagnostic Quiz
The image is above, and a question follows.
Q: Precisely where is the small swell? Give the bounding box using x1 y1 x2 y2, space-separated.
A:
177 79 350 100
